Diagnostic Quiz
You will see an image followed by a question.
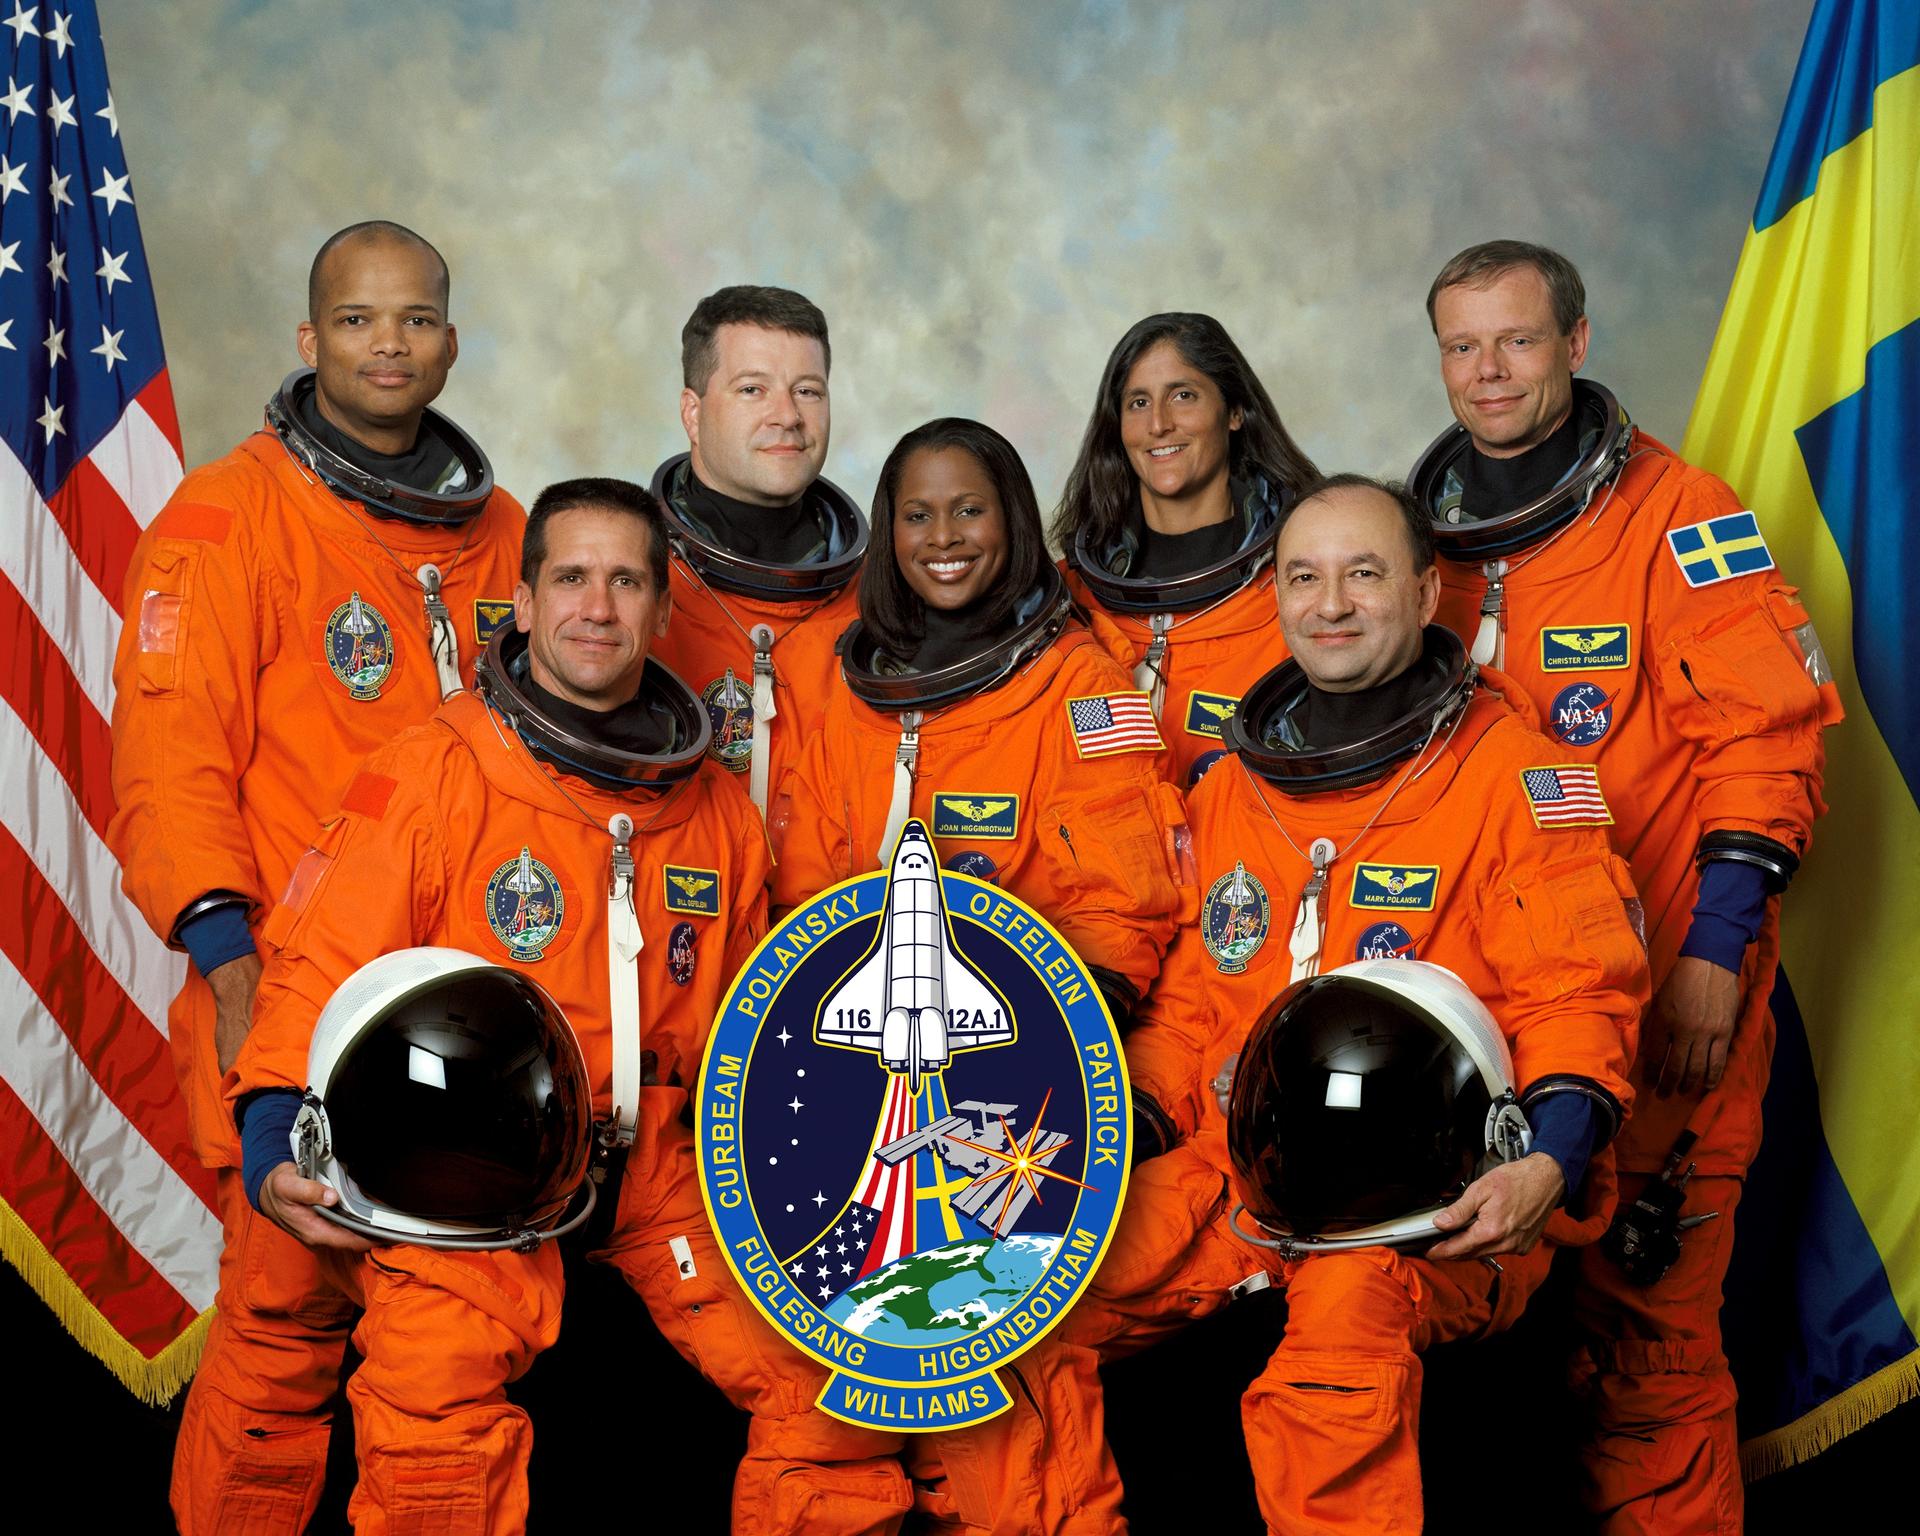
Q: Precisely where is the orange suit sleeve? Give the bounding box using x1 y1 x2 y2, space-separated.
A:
1648 470 1842 852
229 741 450 1102
108 489 275 938
1027 758 1194 1007
1471 731 1646 1118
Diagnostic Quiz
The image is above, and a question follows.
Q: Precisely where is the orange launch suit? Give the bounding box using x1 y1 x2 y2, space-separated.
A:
770 625 1195 1532
1433 432 1840 1534
221 692 813 1533
652 554 862 811
107 428 524 1533
1075 684 1647 1534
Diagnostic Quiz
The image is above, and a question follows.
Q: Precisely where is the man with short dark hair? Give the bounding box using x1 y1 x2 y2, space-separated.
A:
1412 240 1842 1534
1073 475 1646 1532
232 478 774 1531
649 284 867 816
109 220 525 1533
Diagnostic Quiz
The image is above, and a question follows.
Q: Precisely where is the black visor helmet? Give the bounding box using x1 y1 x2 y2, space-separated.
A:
474 626 710 792
1225 960 1531 1256
1408 379 1634 562
649 452 868 601
1069 466 1292 614
293 948 595 1251
266 369 495 527
839 566 1074 713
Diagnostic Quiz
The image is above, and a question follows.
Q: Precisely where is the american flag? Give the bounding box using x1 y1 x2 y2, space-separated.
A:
1065 691 1164 758
1520 765 1615 828
0 1 219 1402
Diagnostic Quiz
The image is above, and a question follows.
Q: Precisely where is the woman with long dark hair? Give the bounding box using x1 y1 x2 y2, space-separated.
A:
769 418 1191 1528
1057 312 1319 785
773 416 1190 1023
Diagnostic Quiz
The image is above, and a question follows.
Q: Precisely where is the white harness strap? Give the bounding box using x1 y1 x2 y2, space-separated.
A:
749 624 777 813
1471 559 1507 670
876 711 923 866
418 563 465 699
1287 838 1336 983
1133 613 1171 719
606 813 644 1148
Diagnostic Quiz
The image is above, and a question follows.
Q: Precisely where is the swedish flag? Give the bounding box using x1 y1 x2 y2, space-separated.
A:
1667 511 1776 587
1684 0 1920 1477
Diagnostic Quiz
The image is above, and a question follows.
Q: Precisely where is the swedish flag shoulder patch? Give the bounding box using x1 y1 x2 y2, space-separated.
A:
1667 511 1774 588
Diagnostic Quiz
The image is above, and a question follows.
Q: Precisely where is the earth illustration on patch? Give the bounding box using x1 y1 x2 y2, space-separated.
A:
826 1234 1065 1346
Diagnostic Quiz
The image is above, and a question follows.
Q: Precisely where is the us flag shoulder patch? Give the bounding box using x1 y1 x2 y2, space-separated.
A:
1520 765 1614 828
1066 691 1165 758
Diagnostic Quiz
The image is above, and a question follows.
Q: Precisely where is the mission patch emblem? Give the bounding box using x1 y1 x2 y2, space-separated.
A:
697 820 1128 1429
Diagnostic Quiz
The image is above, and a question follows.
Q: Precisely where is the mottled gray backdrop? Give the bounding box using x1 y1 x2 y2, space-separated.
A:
107 0 1806 512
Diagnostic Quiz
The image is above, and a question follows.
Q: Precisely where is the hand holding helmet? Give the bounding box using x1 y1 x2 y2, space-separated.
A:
286 947 597 1252
1224 959 1535 1260
258 1162 375 1253
1426 1152 1565 1260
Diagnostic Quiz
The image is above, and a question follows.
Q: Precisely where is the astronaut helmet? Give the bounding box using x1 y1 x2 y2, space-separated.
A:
291 948 595 1251
266 368 495 526
1408 377 1634 562
649 451 869 601
1225 959 1532 1256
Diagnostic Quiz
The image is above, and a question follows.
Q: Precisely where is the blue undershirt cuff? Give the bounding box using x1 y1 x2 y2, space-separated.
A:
1524 1094 1600 1205
238 1089 303 1213
177 904 255 978
1679 859 1771 973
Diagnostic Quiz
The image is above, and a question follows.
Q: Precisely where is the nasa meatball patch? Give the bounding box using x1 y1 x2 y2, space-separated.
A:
667 921 698 987
1550 681 1615 746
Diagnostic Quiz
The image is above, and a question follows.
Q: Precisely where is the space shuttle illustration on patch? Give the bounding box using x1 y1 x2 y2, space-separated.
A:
815 821 1014 1091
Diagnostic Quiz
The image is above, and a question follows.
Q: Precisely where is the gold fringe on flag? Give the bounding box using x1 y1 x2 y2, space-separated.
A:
0 1196 211 1405
1741 1347 1920 1481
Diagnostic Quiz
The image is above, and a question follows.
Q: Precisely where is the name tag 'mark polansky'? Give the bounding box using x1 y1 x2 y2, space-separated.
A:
696 818 1131 1429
